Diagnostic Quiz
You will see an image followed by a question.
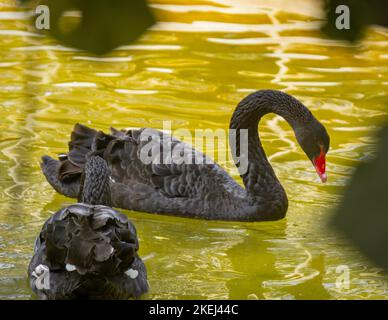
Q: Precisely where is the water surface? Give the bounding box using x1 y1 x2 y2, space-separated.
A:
1 0 388 299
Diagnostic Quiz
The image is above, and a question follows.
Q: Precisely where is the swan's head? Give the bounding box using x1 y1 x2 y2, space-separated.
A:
295 119 330 183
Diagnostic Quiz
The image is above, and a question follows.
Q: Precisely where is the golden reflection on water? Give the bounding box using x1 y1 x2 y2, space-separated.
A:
1 0 388 299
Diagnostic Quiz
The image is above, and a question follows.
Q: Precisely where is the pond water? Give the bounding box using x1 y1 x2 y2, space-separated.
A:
1 0 388 299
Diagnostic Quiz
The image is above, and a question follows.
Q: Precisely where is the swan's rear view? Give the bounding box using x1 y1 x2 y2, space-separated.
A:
29 156 148 299
41 90 330 221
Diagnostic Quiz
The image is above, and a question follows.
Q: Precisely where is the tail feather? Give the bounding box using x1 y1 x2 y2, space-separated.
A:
28 203 147 299
60 123 116 180
40 156 80 198
41 123 118 197
68 123 98 167
40 124 95 196
44 204 140 276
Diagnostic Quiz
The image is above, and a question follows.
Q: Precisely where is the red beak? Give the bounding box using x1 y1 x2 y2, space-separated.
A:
313 149 327 183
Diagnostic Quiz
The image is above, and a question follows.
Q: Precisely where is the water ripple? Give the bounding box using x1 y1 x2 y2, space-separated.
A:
0 0 388 300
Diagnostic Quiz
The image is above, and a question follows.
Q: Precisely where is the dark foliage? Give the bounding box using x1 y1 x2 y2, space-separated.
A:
332 125 388 269
20 0 155 54
322 0 388 41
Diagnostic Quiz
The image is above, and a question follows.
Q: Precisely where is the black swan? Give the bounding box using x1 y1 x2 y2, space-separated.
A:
29 156 149 299
41 90 330 221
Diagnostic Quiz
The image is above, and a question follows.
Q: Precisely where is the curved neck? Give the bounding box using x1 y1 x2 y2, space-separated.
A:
78 156 111 206
229 90 312 219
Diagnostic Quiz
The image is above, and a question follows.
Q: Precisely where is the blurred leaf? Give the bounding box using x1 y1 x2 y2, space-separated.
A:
21 0 155 54
332 125 388 269
322 0 388 41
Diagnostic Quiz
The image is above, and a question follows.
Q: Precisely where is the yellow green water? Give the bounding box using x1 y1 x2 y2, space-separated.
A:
1 0 388 299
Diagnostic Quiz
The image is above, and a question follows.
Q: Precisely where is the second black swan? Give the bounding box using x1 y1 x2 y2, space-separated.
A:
41 90 330 221
29 156 148 299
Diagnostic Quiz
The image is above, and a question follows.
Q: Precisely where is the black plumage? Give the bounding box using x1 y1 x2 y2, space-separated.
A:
29 156 148 299
41 90 330 221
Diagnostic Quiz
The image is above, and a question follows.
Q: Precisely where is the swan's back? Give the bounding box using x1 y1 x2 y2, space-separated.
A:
28 204 148 299
41 124 247 220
